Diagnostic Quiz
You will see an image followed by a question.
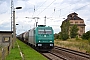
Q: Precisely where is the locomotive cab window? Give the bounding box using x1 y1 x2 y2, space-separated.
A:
38 29 52 34
45 30 52 34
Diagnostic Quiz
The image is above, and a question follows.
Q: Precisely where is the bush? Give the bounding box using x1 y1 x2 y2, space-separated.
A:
54 33 59 40
61 34 69 40
81 31 90 40
76 36 79 40
88 38 90 45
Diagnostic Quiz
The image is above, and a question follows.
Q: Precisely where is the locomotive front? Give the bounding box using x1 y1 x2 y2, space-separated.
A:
35 25 54 51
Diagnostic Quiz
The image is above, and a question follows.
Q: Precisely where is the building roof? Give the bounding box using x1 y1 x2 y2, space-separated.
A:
0 31 13 33
67 12 83 20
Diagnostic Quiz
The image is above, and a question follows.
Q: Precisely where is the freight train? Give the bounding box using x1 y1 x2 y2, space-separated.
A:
17 25 54 51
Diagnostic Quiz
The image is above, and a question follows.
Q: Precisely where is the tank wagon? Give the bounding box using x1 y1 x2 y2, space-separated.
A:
18 25 54 51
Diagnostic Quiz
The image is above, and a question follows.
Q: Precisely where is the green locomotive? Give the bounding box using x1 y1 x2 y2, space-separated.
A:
28 25 54 51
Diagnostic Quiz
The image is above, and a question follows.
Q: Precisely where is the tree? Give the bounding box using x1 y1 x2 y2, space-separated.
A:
54 33 59 40
60 20 70 40
58 32 62 39
81 30 90 40
70 24 79 38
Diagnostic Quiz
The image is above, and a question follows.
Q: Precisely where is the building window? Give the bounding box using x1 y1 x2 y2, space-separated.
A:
80 22 83 23
2 36 10 43
70 22 73 23
75 22 78 24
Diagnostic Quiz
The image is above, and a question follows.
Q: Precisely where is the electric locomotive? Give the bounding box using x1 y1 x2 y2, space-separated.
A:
28 25 54 51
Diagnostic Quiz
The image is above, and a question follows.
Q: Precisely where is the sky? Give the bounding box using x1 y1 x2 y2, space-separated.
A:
0 0 90 34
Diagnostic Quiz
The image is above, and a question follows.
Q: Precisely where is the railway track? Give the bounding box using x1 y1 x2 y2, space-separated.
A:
40 46 90 60
41 51 67 60
54 46 90 58
20 40 90 60
52 46 90 60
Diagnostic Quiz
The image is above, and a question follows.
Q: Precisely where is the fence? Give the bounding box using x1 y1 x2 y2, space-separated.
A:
0 46 9 60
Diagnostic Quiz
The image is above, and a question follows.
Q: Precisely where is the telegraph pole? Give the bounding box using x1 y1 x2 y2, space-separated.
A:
11 0 22 48
13 7 22 48
44 16 46 25
11 0 14 31
11 0 14 48
13 9 16 48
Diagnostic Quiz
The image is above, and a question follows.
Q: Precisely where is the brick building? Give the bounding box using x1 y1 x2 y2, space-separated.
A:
61 12 86 37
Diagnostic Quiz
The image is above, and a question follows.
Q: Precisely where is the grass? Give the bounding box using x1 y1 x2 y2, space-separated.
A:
6 41 22 60
0 45 3 59
0 46 10 60
55 39 90 54
6 39 47 60
17 39 47 60
0 48 2 59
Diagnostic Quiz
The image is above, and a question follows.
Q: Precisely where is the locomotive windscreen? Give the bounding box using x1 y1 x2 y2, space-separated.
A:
38 29 52 34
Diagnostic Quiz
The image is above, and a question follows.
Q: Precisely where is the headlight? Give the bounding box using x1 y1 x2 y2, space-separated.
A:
50 41 52 42
44 35 46 37
38 44 42 46
50 44 53 46
39 41 40 42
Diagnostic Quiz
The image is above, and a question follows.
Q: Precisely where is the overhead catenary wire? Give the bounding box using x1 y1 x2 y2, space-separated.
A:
34 0 87 20
50 0 82 18
35 0 48 12
50 7 56 17
31 0 89 21
75 3 90 11
62 0 88 16
49 4 72 19
32 0 48 17
32 5 35 17
60 3 90 18
37 0 56 16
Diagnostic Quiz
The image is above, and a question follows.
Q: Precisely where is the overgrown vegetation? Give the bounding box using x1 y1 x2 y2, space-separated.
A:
55 24 79 40
55 39 90 54
70 25 79 38
81 30 90 40
54 21 90 53
54 30 90 54
60 20 70 40
81 30 90 45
